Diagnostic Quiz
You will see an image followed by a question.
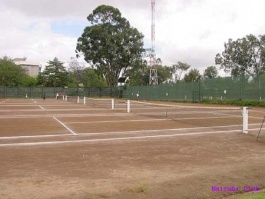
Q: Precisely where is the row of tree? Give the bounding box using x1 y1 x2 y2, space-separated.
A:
1 5 264 87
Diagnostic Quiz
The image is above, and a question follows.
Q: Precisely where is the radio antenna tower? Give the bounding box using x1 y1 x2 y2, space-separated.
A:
149 0 158 85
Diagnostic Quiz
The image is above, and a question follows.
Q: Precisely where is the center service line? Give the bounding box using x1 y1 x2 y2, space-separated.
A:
39 105 45 110
53 116 77 135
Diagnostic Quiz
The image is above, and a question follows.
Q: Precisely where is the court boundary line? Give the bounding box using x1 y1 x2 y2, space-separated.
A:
0 124 244 140
53 116 77 135
0 129 242 147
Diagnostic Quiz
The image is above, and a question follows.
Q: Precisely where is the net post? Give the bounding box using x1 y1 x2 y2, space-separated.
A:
127 100 131 113
77 96 80 104
63 95 65 101
111 98 115 110
243 107 248 134
84 97 86 105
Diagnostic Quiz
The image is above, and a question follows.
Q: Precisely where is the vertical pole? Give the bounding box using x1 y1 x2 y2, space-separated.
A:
84 97 86 105
65 96 68 101
111 98 115 110
127 100 130 113
243 107 248 134
77 96 80 104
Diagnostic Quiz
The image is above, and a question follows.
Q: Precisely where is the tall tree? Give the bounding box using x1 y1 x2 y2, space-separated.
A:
203 66 218 79
38 58 68 87
184 69 201 82
0 57 27 86
215 34 265 78
76 5 145 87
68 57 86 87
173 62 190 82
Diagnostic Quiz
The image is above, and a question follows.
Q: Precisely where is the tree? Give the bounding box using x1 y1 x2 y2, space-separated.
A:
0 57 27 86
76 5 145 87
184 69 201 82
203 66 218 79
215 34 265 78
67 57 86 87
172 62 190 82
38 58 68 87
83 68 107 87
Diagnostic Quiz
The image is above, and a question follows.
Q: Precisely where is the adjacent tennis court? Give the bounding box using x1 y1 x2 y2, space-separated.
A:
0 98 264 199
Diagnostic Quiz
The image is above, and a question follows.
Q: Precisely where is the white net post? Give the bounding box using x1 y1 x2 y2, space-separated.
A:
77 96 80 104
84 97 86 105
127 100 130 113
243 107 248 134
111 99 115 110
63 95 65 101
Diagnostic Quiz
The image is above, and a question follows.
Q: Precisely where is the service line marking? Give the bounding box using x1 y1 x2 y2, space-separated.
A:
0 129 241 147
53 116 77 135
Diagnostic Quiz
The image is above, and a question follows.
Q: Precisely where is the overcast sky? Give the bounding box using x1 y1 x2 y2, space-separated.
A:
0 0 265 72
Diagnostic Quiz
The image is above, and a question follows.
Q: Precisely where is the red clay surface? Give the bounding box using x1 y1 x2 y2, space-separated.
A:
0 98 264 199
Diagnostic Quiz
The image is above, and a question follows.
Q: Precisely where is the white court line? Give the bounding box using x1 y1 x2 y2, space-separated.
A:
39 106 45 110
0 124 243 140
67 118 168 124
0 133 72 140
53 116 77 135
0 129 241 147
0 113 130 119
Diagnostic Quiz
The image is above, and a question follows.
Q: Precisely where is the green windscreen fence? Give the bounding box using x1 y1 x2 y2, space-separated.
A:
125 75 265 102
1 75 265 101
0 87 120 99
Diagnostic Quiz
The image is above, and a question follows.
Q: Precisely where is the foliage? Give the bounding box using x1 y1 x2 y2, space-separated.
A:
173 62 191 82
203 66 218 79
184 68 201 82
67 57 85 87
0 57 27 86
38 57 68 87
126 60 174 85
200 99 265 107
215 34 265 78
83 68 107 87
157 65 174 83
126 61 149 86
21 76 38 87
76 5 145 87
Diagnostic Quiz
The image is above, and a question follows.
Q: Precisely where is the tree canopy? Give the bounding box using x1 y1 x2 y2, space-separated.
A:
76 5 145 87
184 69 201 82
38 58 68 87
215 34 265 78
0 57 28 86
203 66 218 79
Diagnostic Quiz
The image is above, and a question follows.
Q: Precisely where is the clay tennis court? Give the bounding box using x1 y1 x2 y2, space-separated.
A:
0 98 264 199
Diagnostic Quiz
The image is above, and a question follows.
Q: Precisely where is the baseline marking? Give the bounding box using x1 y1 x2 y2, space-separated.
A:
53 116 77 135
0 129 241 147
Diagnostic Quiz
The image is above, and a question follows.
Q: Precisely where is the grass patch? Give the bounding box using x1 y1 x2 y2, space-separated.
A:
128 184 148 194
225 190 265 199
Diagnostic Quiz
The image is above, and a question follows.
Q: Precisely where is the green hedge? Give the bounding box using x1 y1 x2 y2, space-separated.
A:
200 99 265 107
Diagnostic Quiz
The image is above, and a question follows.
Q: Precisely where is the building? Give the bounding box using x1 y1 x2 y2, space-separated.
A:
13 57 40 77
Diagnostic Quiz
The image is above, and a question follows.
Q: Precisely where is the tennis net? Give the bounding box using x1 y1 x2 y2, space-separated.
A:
128 100 246 130
84 97 113 109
